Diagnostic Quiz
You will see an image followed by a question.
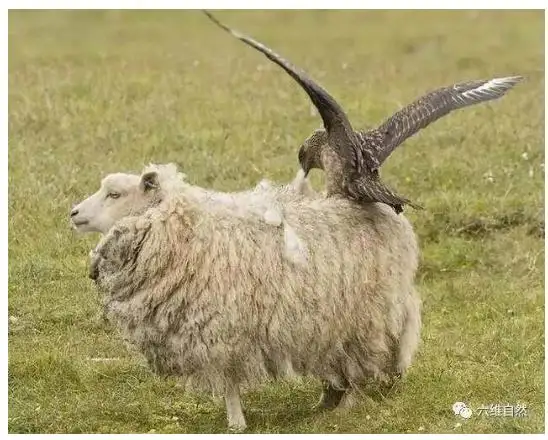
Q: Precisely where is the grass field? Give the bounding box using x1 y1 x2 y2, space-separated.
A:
8 10 545 434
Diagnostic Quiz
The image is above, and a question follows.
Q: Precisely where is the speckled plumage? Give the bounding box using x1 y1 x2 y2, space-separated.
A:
204 11 523 214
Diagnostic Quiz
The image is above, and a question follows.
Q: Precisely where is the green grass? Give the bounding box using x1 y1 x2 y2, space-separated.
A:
8 9 544 434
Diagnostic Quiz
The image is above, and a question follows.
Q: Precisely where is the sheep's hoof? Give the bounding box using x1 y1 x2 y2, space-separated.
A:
315 384 346 410
228 422 247 433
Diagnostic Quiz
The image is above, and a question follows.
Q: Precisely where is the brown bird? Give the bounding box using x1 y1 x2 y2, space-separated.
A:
299 75 524 183
203 11 522 213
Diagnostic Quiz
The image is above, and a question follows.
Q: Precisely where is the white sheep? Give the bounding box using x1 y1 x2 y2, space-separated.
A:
74 163 421 431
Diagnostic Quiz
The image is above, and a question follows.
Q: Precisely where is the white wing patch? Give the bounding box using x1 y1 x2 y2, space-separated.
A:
460 76 523 101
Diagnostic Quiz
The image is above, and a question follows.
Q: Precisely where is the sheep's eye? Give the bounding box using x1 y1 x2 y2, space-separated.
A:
107 192 121 199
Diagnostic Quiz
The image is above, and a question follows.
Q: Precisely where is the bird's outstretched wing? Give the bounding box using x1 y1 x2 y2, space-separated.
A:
202 11 373 174
371 76 524 165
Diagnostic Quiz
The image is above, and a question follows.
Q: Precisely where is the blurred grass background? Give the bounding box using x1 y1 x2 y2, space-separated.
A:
8 9 544 433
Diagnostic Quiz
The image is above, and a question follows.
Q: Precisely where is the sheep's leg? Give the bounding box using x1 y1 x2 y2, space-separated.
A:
316 381 347 410
224 380 246 431
337 389 357 409
396 292 421 376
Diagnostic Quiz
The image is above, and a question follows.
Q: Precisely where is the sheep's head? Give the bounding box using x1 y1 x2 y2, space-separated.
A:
71 170 162 234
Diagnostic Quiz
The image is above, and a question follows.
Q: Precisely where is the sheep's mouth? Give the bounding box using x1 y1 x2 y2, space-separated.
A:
72 219 89 227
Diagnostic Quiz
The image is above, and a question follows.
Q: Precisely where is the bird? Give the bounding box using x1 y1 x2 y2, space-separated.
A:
298 76 524 181
203 11 522 214
203 11 420 213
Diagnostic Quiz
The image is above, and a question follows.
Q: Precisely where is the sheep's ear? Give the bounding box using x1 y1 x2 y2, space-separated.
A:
140 171 159 192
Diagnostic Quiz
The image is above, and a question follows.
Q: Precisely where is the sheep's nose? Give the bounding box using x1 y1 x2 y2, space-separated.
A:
70 208 79 217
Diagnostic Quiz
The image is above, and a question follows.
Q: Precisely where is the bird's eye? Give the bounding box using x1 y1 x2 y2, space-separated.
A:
107 192 121 199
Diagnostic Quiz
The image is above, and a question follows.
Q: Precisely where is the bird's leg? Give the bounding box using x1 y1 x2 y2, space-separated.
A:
224 379 247 431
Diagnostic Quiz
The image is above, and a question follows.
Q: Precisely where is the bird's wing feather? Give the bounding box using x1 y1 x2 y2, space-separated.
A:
203 11 374 173
370 76 523 165
347 175 423 210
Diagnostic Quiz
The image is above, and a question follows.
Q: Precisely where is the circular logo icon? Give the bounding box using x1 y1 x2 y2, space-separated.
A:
459 406 472 419
452 402 467 415
452 402 472 419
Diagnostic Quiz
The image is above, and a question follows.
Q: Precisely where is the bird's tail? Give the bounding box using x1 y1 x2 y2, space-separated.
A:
350 177 423 213
382 192 423 213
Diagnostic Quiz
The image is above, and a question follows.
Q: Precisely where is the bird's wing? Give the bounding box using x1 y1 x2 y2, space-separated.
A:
370 76 523 165
203 11 373 174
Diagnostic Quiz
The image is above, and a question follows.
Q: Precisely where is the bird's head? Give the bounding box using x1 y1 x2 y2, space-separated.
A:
298 128 328 176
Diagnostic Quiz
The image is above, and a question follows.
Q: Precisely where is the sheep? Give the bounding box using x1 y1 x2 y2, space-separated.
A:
78 163 421 431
